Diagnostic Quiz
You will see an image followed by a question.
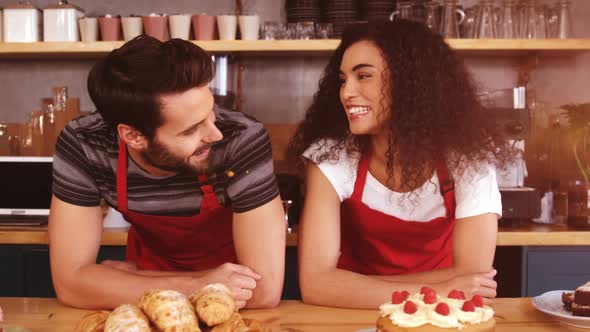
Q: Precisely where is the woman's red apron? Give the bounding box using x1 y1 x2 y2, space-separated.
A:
337 153 456 275
116 139 236 271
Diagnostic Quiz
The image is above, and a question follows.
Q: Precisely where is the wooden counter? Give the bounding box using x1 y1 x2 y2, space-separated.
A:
0 297 577 332
2 221 590 247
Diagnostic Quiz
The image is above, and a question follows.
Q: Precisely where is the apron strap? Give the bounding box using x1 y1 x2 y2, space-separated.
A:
351 152 371 201
351 153 456 219
198 175 222 212
434 160 456 219
116 138 223 214
116 138 129 213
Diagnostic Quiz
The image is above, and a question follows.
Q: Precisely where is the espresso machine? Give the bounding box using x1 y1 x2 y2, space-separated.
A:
485 88 541 224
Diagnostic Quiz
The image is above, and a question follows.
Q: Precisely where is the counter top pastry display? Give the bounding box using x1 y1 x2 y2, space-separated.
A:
377 287 495 332
74 283 270 332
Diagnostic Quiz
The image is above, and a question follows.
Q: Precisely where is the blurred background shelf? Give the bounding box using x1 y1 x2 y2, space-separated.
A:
1 39 589 59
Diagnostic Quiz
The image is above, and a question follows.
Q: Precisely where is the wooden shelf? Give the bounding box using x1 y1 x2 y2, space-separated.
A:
0 225 128 246
2 221 590 247
496 220 590 246
448 38 590 56
0 39 589 59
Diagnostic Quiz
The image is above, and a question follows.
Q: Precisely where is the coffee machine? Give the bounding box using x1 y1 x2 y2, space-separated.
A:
484 88 541 224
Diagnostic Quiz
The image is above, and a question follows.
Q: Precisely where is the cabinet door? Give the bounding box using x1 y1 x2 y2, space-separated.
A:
97 246 127 262
282 247 301 300
524 246 590 296
23 247 55 297
0 245 24 296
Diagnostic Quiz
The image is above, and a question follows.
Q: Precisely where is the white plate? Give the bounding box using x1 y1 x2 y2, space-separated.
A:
356 329 376 332
532 290 590 329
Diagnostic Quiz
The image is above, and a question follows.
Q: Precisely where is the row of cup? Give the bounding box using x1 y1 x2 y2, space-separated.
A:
78 14 261 42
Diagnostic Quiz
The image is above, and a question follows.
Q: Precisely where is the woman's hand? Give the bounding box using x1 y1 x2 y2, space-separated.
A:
439 269 497 300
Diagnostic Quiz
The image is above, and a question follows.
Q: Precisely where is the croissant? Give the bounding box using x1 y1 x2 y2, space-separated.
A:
74 310 111 332
104 304 151 332
243 318 273 332
190 284 236 327
208 312 248 332
139 290 200 332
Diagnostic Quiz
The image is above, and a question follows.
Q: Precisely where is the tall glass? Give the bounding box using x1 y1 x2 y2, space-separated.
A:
556 0 573 39
523 0 546 39
475 0 497 38
423 1 441 33
545 4 559 38
439 0 465 38
499 0 517 38
461 6 478 38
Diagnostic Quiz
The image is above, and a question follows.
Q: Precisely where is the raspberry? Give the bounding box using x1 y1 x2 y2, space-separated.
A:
420 286 436 296
424 292 437 304
404 301 418 314
472 295 484 307
392 291 405 304
435 302 450 316
401 290 410 299
462 300 476 312
448 289 466 300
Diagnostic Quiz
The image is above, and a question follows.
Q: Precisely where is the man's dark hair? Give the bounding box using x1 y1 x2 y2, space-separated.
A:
88 35 214 139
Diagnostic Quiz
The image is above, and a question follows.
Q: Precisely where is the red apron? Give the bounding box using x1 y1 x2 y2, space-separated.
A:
116 139 236 271
337 153 456 275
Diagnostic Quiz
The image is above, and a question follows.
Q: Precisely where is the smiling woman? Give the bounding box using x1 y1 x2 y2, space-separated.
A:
289 19 514 309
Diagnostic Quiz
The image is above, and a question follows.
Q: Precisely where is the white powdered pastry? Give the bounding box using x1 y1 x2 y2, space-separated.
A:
202 283 232 294
379 292 494 329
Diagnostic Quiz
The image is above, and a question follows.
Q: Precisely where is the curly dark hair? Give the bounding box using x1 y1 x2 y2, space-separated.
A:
289 19 514 191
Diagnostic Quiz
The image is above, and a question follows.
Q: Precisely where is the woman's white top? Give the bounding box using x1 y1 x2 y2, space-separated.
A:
303 140 502 221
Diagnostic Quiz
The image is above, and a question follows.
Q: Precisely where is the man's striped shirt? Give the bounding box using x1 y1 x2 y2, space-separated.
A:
52 107 279 215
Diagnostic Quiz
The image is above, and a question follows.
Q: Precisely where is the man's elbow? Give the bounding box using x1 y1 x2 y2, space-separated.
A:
54 281 85 309
53 270 94 309
247 280 283 309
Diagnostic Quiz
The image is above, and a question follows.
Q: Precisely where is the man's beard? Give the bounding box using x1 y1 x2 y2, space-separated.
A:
141 138 210 174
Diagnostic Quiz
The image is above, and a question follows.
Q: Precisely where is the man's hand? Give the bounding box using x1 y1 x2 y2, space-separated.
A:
201 263 261 308
100 260 260 308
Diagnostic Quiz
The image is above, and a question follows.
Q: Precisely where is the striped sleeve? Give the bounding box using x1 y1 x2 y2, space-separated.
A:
225 122 279 213
52 125 102 206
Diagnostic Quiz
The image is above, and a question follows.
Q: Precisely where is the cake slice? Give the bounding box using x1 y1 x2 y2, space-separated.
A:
575 282 590 306
562 292 574 311
572 302 590 317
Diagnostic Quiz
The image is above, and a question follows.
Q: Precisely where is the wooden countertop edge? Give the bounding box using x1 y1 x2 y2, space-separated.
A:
2 226 590 246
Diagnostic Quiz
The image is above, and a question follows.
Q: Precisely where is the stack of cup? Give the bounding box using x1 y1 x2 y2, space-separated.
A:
122 15 142 41
169 14 191 39
98 14 121 41
217 15 237 40
238 15 260 40
78 16 98 42
143 13 168 41
192 14 217 40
